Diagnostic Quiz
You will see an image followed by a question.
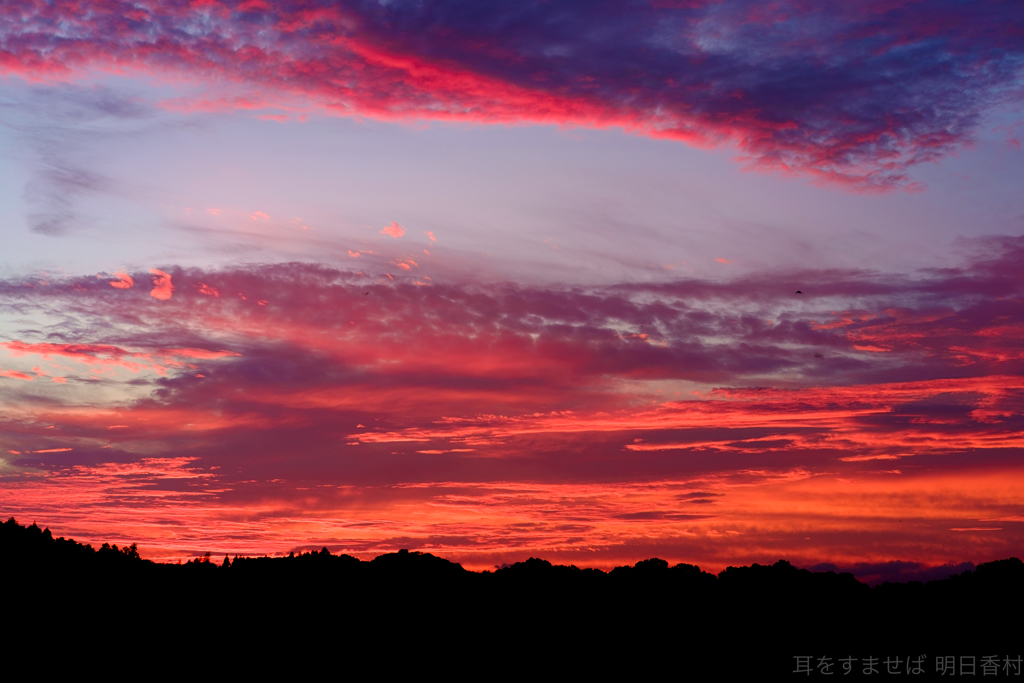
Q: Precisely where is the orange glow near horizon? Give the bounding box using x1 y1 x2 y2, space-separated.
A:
2 458 1022 573
3 359 1023 572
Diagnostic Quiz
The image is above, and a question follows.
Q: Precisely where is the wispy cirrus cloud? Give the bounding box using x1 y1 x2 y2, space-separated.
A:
1 1 1021 190
0 83 157 236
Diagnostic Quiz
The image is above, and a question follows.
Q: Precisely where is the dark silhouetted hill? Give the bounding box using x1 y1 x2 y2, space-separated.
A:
3 517 1020 675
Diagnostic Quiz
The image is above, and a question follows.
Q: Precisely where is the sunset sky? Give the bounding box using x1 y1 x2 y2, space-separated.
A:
1 0 1023 579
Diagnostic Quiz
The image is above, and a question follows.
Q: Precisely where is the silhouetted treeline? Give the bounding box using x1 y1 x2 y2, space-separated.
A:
3 517 1020 675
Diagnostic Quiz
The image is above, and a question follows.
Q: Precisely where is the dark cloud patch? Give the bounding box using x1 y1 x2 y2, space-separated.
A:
347 0 1024 187
805 560 977 586
614 511 715 521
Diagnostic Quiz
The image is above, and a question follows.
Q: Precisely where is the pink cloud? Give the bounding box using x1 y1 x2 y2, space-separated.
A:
105 271 134 289
149 269 174 300
198 283 220 297
380 222 405 238
0 341 238 376
4 341 133 361
424 231 437 242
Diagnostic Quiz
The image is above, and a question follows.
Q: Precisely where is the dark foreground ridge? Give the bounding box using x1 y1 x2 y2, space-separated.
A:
4 518 1021 675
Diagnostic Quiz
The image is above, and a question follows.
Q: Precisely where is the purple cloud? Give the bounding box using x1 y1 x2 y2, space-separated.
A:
0 1 1020 189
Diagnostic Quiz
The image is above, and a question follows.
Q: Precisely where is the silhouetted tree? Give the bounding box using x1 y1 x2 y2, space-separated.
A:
2 515 1021 675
